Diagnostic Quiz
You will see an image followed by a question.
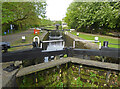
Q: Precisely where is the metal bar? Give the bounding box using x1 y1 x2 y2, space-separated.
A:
11 44 32 48
74 39 100 43
101 47 120 51
2 48 120 62
2 48 66 62
73 49 120 58
108 43 120 45
42 40 64 43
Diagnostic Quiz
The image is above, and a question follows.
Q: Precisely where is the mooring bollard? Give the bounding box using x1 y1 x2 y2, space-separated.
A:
77 32 79 36
103 41 108 48
94 37 98 43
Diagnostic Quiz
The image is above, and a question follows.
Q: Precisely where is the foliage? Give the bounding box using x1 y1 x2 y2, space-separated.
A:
63 54 67 58
76 77 83 87
17 64 120 88
2 2 47 32
39 19 54 27
64 2 120 33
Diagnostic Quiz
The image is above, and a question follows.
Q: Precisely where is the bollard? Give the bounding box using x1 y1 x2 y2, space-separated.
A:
2 42 10 53
103 41 108 48
94 37 98 43
77 33 79 36
22 36 26 42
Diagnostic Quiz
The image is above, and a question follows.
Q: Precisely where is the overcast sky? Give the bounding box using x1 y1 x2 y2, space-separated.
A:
46 0 73 21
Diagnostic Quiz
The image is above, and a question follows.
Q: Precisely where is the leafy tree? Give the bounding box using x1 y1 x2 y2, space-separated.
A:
2 2 47 32
64 2 120 34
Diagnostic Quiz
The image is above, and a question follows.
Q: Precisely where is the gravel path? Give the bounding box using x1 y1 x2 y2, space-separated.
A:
2 29 34 44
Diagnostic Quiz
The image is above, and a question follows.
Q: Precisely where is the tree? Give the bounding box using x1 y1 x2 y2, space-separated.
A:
2 2 47 32
64 2 120 34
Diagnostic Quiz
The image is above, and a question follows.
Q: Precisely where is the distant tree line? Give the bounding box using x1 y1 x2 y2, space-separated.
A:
64 1 120 34
2 2 47 34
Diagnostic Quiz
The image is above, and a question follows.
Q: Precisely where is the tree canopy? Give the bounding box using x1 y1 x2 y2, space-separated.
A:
64 2 120 33
2 2 47 32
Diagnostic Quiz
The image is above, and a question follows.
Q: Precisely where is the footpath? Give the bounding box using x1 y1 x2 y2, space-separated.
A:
2 29 34 44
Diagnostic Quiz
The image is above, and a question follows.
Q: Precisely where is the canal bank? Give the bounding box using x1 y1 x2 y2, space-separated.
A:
64 32 99 49
2 30 120 88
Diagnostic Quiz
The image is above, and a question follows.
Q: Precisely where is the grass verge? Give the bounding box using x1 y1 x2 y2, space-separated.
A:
70 31 119 48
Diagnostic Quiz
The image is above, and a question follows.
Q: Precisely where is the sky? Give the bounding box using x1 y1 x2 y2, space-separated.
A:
46 0 73 21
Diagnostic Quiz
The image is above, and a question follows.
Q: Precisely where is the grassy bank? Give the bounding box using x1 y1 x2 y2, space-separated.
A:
70 31 119 48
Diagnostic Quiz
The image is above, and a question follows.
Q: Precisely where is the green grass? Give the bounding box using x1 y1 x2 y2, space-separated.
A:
45 25 55 30
70 31 119 48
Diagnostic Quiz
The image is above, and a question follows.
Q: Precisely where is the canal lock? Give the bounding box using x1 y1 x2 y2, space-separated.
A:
16 31 120 87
